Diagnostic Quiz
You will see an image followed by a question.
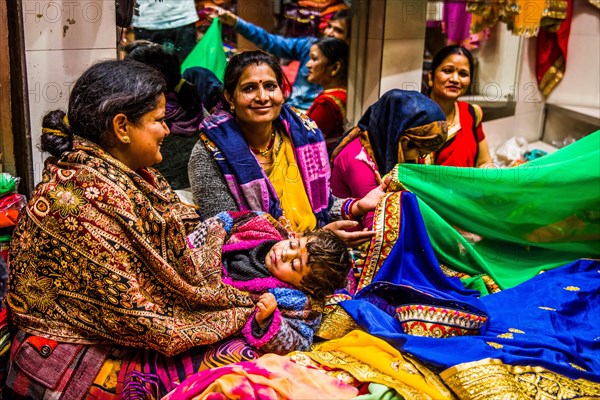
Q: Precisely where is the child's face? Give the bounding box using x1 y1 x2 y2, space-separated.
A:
265 237 312 288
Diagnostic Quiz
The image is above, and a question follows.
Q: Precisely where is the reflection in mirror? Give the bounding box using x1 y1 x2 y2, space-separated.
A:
423 0 522 121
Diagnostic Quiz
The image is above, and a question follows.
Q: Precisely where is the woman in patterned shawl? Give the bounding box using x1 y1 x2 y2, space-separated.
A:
5 60 260 398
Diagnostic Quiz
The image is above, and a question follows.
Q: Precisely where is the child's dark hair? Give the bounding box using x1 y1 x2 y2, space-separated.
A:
301 229 351 300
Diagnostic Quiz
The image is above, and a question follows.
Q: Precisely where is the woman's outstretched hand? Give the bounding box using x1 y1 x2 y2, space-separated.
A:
204 5 238 26
323 220 376 248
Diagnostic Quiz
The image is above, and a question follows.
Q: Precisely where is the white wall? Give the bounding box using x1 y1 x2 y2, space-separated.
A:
546 2 600 109
482 1 600 150
22 0 116 184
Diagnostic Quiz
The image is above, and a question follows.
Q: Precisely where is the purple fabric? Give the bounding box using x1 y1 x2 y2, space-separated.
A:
223 275 295 293
243 308 283 348
443 0 472 44
165 92 206 137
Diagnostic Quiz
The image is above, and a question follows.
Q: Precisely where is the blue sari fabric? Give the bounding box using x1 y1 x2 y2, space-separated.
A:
341 191 600 383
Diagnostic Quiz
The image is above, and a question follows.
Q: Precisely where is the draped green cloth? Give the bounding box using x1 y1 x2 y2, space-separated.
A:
396 131 600 289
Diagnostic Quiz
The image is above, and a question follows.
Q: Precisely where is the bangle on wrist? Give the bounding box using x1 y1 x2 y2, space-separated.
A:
348 199 360 220
342 198 356 220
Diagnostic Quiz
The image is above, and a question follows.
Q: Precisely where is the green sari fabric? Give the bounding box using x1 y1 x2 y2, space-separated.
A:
395 131 600 289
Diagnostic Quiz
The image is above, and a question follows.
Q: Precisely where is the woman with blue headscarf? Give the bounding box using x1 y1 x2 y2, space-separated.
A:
330 89 448 229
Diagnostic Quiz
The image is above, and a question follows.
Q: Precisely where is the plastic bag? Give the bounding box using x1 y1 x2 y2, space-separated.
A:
181 18 227 82
0 173 19 196
494 136 528 166
0 193 26 228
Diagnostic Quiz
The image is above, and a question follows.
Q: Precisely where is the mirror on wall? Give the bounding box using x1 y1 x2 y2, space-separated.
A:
422 0 523 121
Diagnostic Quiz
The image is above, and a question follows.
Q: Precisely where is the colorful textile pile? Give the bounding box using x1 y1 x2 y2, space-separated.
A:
336 176 600 395
293 330 455 399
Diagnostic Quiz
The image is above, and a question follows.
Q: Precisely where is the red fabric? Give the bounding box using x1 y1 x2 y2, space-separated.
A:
433 101 485 167
0 193 26 227
0 308 7 328
26 336 59 353
306 89 347 149
282 60 300 87
536 0 573 91
330 138 377 229
0 210 20 228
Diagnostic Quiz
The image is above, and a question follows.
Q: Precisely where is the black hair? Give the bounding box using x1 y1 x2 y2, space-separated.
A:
429 45 475 93
221 50 291 113
40 59 166 158
314 37 349 83
301 229 352 300
330 9 352 37
124 40 201 115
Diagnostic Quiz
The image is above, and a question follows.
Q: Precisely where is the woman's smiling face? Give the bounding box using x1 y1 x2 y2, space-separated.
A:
120 93 169 171
225 62 284 126
430 53 471 103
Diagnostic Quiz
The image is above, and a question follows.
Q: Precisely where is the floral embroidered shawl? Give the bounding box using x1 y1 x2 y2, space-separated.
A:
8 137 255 356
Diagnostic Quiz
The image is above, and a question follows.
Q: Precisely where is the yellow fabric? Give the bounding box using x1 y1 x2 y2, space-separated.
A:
269 134 317 233
306 330 454 399
468 0 569 37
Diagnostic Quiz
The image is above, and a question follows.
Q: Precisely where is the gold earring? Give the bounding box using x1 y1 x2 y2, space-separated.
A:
122 136 131 144
428 80 433 87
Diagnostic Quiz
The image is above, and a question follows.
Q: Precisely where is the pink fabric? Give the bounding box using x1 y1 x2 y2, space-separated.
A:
163 353 358 400
330 138 378 229
242 308 283 348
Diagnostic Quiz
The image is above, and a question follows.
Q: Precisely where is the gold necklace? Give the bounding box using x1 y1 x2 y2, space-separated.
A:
250 129 276 157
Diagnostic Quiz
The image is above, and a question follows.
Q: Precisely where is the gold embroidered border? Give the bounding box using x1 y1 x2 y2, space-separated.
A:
539 55 565 96
301 349 452 400
440 358 600 400
315 305 361 340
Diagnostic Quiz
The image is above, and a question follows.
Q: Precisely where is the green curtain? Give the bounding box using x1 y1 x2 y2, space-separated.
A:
395 131 600 289
181 18 227 82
